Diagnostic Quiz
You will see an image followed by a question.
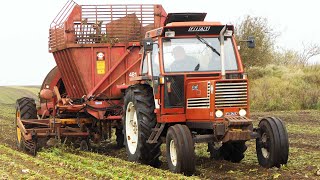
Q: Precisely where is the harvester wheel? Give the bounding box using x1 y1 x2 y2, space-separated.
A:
208 141 247 163
123 84 161 167
115 127 124 148
80 139 90 151
15 97 37 150
256 117 289 168
166 124 195 175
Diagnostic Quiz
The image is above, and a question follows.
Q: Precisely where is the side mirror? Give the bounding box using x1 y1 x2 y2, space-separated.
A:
143 38 153 52
247 36 255 48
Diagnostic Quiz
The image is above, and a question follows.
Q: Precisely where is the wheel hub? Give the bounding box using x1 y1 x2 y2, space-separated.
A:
126 102 138 154
16 111 22 144
261 133 270 159
17 127 22 143
169 140 177 166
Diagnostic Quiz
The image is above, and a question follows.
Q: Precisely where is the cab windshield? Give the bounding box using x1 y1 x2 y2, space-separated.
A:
163 37 238 72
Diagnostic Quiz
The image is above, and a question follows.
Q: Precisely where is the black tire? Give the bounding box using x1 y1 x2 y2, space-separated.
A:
208 141 247 163
115 127 124 148
256 117 289 168
166 124 195 175
15 97 37 150
80 139 90 151
274 117 289 165
123 84 161 167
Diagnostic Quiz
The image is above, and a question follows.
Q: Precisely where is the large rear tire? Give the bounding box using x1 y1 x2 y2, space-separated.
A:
123 84 161 167
15 97 37 150
256 117 289 168
208 141 247 163
166 124 195 175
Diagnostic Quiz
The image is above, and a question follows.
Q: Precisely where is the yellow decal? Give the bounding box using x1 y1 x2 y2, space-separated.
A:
97 61 105 74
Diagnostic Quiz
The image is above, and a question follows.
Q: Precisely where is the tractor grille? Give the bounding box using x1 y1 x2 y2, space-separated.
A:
187 82 211 109
215 81 248 108
187 97 210 108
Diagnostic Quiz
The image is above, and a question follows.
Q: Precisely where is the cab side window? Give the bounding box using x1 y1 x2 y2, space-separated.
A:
152 42 160 77
141 52 149 75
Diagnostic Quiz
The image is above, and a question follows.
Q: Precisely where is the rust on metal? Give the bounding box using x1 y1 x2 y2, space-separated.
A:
225 116 253 126
222 130 251 142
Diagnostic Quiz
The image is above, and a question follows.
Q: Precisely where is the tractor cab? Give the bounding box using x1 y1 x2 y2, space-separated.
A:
140 13 250 123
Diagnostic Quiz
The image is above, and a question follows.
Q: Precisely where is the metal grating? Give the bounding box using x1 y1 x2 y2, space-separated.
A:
49 1 163 51
49 0 77 51
165 76 185 107
215 81 247 108
187 82 211 109
74 4 156 44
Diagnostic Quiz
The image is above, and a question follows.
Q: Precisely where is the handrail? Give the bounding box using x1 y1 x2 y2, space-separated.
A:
50 0 78 28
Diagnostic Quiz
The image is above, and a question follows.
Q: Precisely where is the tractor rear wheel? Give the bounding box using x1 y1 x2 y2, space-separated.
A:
15 97 37 151
256 117 289 168
208 141 247 163
166 124 195 175
123 84 161 167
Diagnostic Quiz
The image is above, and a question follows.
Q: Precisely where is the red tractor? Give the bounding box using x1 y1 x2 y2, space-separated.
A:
15 1 289 175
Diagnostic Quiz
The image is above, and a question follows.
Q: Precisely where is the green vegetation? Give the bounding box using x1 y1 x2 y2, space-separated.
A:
248 65 320 111
235 15 320 112
235 16 277 68
0 144 193 180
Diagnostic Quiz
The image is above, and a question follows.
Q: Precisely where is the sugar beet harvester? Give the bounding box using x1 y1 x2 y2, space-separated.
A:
15 1 289 175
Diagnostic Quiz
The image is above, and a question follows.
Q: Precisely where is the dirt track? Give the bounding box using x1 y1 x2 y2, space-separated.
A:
1 103 320 179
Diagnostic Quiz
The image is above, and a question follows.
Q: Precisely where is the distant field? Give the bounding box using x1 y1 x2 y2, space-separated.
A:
0 86 39 104
0 86 319 179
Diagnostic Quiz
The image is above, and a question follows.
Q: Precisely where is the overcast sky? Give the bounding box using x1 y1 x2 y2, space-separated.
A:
0 0 319 86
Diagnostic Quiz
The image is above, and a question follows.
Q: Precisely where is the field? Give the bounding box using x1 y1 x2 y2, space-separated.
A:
0 86 319 179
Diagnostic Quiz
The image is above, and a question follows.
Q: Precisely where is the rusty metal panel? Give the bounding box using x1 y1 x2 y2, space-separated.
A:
225 116 253 126
71 47 94 91
222 130 251 142
89 46 142 98
53 49 87 98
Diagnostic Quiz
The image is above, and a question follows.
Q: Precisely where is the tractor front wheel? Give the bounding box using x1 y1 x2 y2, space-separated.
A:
256 117 289 168
166 124 195 175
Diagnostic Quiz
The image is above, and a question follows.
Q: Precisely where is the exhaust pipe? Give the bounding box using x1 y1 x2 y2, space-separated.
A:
219 25 227 79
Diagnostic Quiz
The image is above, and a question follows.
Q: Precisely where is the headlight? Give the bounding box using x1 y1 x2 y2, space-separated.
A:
215 110 223 118
239 109 247 116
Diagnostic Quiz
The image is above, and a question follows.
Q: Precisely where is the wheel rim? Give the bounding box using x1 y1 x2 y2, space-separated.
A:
261 132 269 159
125 102 138 154
16 111 22 144
169 140 177 166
